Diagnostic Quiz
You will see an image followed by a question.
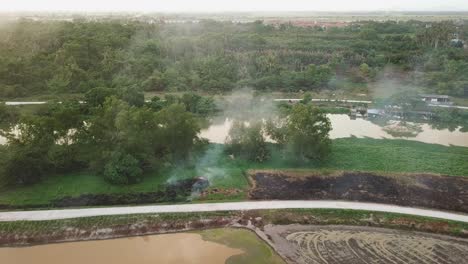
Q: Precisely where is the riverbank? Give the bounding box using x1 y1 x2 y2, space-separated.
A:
0 138 467 209
1 209 468 247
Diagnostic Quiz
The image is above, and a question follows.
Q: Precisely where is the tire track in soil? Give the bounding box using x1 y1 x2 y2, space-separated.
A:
263 225 468 264
285 229 468 264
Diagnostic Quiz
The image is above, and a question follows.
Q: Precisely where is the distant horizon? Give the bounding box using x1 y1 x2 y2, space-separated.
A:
2 10 468 15
1 0 468 13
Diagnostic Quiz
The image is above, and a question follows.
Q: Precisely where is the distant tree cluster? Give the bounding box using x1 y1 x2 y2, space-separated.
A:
1 19 467 98
225 103 332 163
0 94 208 186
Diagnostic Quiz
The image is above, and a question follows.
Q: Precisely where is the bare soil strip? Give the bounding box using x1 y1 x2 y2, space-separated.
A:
264 225 468 264
249 171 468 213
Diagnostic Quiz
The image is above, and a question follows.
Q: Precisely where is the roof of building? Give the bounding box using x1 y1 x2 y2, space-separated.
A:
420 94 449 99
367 109 383 115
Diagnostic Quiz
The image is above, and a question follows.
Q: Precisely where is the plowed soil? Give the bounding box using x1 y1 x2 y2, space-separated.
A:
264 225 468 264
249 171 468 213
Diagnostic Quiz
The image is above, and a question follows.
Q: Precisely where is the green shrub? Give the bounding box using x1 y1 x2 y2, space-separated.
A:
103 152 143 185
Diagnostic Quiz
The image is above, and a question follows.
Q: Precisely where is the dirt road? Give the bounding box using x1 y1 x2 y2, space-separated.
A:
1 200 468 222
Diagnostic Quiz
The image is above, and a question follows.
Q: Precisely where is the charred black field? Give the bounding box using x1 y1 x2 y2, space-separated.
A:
249 170 468 213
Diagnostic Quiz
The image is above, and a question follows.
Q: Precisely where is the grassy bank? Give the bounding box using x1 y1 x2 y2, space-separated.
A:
0 138 467 207
1 209 467 247
241 138 468 176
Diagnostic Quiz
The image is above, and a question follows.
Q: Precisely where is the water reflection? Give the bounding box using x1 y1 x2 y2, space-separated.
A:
200 114 468 147
2 114 467 147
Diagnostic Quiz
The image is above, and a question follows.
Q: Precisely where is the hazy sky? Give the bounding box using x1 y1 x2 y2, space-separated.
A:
1 0 467 12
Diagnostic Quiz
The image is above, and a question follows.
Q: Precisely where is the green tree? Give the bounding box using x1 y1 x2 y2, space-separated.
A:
359 63 370 77
267 104 331 161
85 87 118 107
156 104 200 160
417 21 456 49
3 146 49 185
142 70 166 91
119 86 145 107
2 116 56 185
225 121 270 162
302 93 312 104
103 151 143 185
180 93 217 116
359 28 378 40
0 104 19 129
84 97 200 184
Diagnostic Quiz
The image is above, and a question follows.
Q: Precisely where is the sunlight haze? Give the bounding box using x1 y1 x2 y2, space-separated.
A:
1 0 468 12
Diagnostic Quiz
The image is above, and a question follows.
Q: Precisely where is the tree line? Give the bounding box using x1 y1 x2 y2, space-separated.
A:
0 92 216 186
0 91 334 187
1 19 467 98
225 102 332 163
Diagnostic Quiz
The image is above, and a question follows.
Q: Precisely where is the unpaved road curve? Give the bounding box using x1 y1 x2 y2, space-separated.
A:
1 200 468 222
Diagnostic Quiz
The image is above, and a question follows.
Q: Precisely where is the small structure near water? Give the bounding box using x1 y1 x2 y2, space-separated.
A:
367 108 385 118
420 94 452 105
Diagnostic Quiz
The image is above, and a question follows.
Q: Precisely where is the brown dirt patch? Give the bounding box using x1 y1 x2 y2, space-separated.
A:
264 225 468 264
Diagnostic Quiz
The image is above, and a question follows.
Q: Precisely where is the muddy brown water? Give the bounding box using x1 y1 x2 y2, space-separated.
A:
0 233 243 264
199 114 468 146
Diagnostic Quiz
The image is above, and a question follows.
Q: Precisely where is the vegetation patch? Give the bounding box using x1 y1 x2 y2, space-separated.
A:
198 228 284 264
0 138 467 208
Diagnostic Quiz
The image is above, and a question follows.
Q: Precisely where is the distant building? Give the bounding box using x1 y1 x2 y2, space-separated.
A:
420 94 452 105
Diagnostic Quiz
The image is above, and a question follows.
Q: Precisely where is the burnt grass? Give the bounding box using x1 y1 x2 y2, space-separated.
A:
249 171 468 213
0 179 207 210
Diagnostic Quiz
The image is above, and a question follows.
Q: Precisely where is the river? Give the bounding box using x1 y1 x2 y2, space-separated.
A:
2 114 467 147
200 114 468 147
0 232 243 264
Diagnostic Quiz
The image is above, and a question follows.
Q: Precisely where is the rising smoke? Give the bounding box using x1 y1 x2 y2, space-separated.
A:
166 87 280 194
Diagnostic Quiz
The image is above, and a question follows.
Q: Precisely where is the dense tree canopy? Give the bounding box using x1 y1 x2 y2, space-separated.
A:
0 95 201 186
225 121 270 162
1 19 467 98
267 104 332 161
0 18 467 187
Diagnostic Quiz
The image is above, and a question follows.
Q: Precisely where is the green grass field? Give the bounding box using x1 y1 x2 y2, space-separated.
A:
235 137 468 176
0 138 467 207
